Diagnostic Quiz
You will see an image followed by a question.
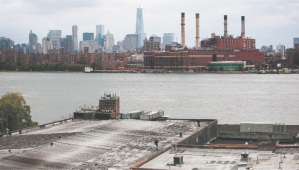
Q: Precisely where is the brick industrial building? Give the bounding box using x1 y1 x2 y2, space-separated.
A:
144 13 265 70
0 45 132 70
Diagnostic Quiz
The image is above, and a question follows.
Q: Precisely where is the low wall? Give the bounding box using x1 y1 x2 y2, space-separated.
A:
177 119 218 145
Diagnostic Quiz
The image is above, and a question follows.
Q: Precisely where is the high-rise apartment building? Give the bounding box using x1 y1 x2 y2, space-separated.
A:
83 33 94 41
294 37 299 48
72 25 78 52
135 6 146 49
49 30 61 49
162 33 174 49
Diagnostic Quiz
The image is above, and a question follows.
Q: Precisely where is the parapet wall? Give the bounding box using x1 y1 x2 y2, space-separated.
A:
178 119 218 145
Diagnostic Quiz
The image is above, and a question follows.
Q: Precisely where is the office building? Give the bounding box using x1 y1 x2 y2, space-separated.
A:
66 35 72 42
0 37 14 50
162 33 174 49
122 34 138 52
29 30 38 53
49 30 61 49
72 25 78 52
135 6 146 48
96 25 105 45
61 38 73 53
83 33 94 41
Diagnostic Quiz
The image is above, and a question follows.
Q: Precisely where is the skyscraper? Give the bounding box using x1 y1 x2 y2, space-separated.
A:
83 33 94 41
105 30 114 52
29 30 38 53
135 6 146 49
49 30 61 49
96 25 104 46
72 25 78 52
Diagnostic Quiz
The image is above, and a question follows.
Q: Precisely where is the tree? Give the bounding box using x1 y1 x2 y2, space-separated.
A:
0 92 38 134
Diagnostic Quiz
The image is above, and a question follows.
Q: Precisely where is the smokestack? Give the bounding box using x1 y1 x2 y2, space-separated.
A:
181 12 185 48
241 16 245 38
195 13 200 48
224 15 228 38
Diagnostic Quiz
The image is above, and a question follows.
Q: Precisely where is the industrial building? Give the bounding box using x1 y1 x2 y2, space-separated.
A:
73 93 120 119
144 13 265 71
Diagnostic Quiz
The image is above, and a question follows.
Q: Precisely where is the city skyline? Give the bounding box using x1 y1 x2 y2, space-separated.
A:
1 0 299 49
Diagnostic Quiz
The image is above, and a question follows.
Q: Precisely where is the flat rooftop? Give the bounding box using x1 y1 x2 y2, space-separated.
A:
140 147 299 170
0 119 209 169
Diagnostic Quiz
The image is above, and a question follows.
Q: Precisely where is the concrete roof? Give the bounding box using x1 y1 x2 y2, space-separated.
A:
0 119 208 169
140 147 299 170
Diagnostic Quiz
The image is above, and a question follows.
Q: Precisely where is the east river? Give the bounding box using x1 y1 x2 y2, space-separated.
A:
0 72 298 125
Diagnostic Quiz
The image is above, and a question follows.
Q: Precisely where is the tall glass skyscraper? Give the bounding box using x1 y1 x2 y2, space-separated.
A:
135 6 146 49
72 25 78 52
49 30 61 49
96 25 105 46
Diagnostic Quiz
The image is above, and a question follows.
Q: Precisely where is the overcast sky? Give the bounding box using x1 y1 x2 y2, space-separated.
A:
1 0 299 49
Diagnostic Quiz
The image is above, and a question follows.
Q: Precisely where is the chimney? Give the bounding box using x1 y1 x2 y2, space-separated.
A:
181 12 185 48
241 16 245 38
224 15 228 38
195 13 200 48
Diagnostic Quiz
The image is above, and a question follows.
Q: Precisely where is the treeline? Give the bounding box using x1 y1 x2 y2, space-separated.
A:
0 61 88 72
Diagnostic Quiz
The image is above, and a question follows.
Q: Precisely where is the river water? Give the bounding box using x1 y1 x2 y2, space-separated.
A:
0 72 298 125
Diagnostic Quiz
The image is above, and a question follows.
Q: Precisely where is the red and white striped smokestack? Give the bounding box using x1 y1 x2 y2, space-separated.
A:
195 13 200 48
224 15 228 38
181 12 185 48
241 16 245 38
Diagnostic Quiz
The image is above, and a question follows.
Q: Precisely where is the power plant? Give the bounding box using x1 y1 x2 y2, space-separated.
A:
144 13 265 71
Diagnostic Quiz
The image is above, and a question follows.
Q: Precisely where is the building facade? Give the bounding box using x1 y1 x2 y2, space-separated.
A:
136 6 146 49
72 25 78 52
61 38 73 53
83 33 94 41
162 33 174 50
49 30 62 50
144 48 265 70
122 34 138 52
293 38 299 48
0 37 14 50
105 31 114 52
145 37 160 51
96 25 105 46
42 36 53 54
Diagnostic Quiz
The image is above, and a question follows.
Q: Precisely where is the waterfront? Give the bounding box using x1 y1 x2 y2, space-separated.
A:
0 72 298 125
